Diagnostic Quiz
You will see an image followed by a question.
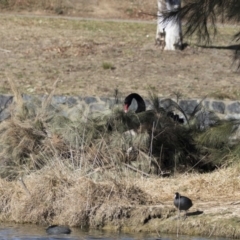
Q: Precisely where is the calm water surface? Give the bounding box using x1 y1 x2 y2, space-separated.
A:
0 223 233 240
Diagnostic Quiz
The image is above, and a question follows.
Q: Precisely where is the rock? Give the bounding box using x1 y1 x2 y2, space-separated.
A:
46 225 71 235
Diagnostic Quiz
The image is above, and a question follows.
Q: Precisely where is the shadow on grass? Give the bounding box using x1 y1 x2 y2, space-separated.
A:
197 44 240 50
197 44 240 69
187 210 204 217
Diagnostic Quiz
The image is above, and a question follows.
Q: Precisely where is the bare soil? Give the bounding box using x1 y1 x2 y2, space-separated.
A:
0 0 239 100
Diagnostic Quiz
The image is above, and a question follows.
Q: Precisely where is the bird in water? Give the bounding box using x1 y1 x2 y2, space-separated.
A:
174 192 193 218
46 225 71 235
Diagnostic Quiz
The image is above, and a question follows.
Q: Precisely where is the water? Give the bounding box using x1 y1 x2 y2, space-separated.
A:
0 223 233 240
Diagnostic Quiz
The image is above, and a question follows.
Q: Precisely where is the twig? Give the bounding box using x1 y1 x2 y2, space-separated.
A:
92 136 105 168
123 163 150 177
6 74 24 107
80 120 87 169
208 225 216 238
0 48 11 53
18 177 31 197
149 121 162 173
149 121 155 159
41 79 59 114
184 155 207 174
107 184 114 201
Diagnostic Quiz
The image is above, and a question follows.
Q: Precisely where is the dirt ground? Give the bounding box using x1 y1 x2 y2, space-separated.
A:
0 0 239 100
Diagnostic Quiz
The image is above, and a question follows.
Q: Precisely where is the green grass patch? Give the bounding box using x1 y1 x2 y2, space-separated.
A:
102 62 115 70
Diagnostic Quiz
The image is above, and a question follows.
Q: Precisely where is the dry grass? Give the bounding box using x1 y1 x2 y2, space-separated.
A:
0 163 151 226
0 0 156 19
0 3 240 237
0 79 240 237
135 167 240 204
132 167 240 237
0 14 239 99
0 76 239 179
1 163 240 238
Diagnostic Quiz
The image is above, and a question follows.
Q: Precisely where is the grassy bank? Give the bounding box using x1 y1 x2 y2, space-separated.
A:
0 79 240 238
1 159 240 238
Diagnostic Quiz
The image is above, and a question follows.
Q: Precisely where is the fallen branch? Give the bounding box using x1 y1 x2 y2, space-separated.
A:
18 177 31 197
0 48 11 53
123 163 150 177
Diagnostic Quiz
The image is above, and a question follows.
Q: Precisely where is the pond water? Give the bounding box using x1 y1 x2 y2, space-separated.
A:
0 223 233 240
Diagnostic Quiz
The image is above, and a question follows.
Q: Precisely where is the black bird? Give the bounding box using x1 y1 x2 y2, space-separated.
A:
124 93 146 113
167 111 184 124
124 93 184 123
46 225 71 235
174 192 193 218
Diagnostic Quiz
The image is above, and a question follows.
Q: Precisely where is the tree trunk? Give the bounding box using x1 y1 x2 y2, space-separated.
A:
156 0 182 50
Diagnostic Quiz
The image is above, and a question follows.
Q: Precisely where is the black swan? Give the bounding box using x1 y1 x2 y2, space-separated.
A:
46 225 71 235
174 192 193 217
124 93 146 113
124 93 184 123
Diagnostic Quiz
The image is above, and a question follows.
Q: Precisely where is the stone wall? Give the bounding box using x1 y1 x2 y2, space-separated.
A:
0 94 240 122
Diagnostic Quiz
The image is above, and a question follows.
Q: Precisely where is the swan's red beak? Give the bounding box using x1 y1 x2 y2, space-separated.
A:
124 104 129 113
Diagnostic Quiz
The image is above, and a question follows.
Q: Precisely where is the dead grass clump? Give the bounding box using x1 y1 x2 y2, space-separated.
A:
0 163 151 227
0 178 16 220
54 177 151 228
0 78 66 179
0 118 46 166
4 164 75 224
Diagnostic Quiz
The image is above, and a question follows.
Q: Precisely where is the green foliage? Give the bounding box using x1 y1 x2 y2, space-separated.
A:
196 121 233 148
163 0 240 65
2 85 240 180
102 62 115 70
195 120 240 166
175 0 240 43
